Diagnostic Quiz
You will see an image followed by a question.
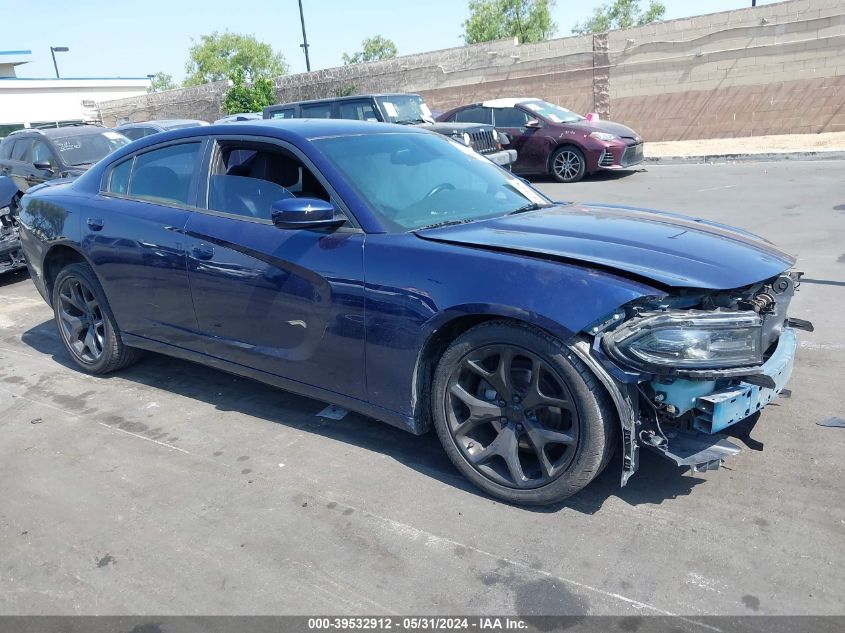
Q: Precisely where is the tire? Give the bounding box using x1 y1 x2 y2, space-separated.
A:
431 321 616 506
550 146 587 183
52 262 141 374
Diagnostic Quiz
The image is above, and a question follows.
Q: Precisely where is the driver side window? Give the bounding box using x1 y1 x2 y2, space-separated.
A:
206 142 334 222
493 108 531 128
32 141 57 168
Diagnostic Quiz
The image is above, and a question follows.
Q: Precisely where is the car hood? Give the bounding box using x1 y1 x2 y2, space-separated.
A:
422 122 493 134
567 120 640 140
415 203 795 289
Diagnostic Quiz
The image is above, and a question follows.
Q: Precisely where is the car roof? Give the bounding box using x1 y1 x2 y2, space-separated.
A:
265 93 422 109
9 125 111 138
479 98 543 108
117 119 206 129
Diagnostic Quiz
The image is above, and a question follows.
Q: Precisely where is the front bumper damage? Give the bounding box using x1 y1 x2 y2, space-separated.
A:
573 271 811 485
0 205 26 275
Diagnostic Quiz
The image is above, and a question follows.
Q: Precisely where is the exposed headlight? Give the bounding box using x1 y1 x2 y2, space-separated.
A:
492 129 499 142
589 132 617 142
462 132 472 146
603 311 763 370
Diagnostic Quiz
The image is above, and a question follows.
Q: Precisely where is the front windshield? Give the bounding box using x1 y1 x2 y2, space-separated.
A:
314 132 551 231
522 100 583 124
54 130 130 166
375 95 433 124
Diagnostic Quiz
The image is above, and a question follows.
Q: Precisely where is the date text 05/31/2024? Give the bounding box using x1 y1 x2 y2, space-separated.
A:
307 617 528 630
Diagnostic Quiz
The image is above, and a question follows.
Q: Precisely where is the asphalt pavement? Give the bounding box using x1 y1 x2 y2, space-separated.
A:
0 161 843 620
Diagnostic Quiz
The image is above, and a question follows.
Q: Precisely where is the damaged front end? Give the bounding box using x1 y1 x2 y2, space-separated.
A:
579 271 812 485
0 181 26 275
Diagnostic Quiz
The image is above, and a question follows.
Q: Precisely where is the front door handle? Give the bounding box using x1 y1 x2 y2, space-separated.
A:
86 218 104 231
191 244 215 260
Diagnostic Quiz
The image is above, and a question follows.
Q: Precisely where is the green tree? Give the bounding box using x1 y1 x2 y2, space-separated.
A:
463 0 557 45
221 67 276 115
184 31 288 86
572 0 666 34
147 71 177 93
342 36 398 65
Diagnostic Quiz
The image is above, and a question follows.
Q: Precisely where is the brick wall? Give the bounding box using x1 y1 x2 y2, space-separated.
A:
97 0 845 141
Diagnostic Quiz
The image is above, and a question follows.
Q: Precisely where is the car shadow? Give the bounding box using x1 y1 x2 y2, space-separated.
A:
526 169 644 185
20 319 704 515
0 268 29 287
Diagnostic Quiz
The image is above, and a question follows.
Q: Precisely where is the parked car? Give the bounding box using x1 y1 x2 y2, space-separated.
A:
214 113 262 124
263 93 517 169
0 125 131 274
438 98 645 183
115 119 209 141
16 120 809 505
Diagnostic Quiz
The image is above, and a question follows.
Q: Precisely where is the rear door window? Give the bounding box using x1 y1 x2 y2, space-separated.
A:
337 100 379 121
11 138 33 162
494 108 532 128
128 142 202 206
455 107 493 125
300 103 333 119
0 139 15 160
108 158 133 194
269 108 296 120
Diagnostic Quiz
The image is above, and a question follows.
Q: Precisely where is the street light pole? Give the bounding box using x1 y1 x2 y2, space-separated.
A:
50 46 69 78
298 0 311 72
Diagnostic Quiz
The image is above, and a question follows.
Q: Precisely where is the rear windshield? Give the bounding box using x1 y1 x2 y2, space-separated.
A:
53 130 130 166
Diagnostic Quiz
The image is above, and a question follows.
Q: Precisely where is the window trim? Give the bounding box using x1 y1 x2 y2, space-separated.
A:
493 106 533 128
99 137 209 211
191 134 362 231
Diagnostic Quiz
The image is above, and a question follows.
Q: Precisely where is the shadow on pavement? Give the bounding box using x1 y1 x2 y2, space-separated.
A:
0 268 29 288
527 169 643 185
20 318 704 515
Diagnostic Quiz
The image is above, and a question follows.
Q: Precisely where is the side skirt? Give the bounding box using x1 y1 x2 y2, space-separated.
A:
122 333 423 435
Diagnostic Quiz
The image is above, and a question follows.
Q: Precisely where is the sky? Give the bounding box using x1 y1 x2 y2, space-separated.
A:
4 0 781 81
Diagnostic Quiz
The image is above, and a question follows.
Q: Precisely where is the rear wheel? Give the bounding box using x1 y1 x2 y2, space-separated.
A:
52 262 141 374
431 321 616 505
550 146 586 183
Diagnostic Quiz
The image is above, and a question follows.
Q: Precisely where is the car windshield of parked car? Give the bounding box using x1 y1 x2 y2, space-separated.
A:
314 132 551 231
375 95 434 124
521 100 583 124
53 131 130 166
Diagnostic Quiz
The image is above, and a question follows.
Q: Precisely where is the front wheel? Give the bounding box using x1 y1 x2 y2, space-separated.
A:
52 262 141 374
431 321 616 506
550 146 587 183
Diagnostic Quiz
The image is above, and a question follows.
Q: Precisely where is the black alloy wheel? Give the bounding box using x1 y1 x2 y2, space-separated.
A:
52 262 140 374
446 344 579 489
432 321 616 505
56 275 106 364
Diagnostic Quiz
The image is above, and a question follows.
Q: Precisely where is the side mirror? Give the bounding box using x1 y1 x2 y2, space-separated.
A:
33 161 54 173
271 197 345 230
524 119 543 129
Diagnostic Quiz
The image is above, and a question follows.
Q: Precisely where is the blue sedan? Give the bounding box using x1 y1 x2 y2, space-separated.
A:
13 120 809 505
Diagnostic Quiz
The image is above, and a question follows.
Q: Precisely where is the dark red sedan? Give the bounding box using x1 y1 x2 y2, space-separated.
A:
437 98 644 183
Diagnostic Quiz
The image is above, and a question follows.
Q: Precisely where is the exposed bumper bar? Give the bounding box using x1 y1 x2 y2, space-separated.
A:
485 149 517 167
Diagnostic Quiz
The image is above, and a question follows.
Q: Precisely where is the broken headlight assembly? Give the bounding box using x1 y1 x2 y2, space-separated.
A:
603 311 763 371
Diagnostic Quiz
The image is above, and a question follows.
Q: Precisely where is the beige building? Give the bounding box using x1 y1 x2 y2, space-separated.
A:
0 50 150 136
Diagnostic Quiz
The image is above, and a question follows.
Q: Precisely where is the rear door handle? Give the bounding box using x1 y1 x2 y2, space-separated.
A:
86 218 104 231
191 243 215 260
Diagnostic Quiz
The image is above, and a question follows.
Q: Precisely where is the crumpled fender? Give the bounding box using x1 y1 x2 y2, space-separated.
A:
0 176 20 210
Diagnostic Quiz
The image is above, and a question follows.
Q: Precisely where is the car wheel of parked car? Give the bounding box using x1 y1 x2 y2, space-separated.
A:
432 321 616 505
52 262 141 374
550 146 586 183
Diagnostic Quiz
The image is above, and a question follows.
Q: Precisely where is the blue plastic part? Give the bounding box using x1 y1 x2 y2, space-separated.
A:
694 328 797 434
652 378 717 417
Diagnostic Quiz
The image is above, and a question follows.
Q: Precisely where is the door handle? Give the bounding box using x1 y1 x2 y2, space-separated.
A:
191 243 215 260
86 218 104 231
